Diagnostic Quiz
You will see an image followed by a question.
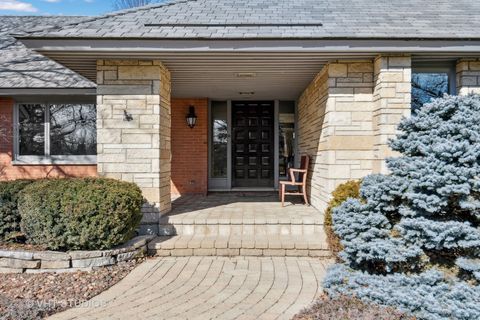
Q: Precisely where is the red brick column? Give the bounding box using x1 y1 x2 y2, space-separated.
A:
0 98 14 176
171 98 208 195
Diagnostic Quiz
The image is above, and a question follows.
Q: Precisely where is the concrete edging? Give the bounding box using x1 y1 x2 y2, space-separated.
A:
0 235 155 274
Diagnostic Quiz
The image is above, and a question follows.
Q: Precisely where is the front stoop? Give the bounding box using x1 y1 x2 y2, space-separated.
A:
152 194 330 257
148 234 331 257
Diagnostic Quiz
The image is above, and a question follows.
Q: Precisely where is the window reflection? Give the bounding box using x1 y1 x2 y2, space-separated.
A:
18 104 45 156
17 103 96 158
211 101 228 178
50 104 96 155
279 101 295 179
412 73 449 112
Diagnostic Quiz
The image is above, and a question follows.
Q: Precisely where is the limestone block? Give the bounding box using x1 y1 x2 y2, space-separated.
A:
118 66 161 80
328 63 348 77
33 251 70 261
0 250 33 260
41 260 71 269
68 251 103 259
0 258 40 269
71 256 116 268
117 248 146 261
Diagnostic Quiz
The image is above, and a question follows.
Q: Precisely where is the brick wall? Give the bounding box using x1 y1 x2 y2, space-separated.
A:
457 59 480 95
0 97 97 180
171 98 208 195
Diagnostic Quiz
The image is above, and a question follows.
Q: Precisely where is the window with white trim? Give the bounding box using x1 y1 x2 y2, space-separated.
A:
411 62 456 113
14 103 96 164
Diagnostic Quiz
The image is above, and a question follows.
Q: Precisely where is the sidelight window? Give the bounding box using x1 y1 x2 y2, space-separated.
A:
279 101 296 179
210 101 228 178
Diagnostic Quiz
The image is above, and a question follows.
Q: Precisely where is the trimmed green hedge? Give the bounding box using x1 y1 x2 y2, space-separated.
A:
19 178 144 251
325 180 361 258
0 180 33 242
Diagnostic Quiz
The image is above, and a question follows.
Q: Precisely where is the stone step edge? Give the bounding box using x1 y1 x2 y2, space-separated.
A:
149 248 332 258
159 221 324 226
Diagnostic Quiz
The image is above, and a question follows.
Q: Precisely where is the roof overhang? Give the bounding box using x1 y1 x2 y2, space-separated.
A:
0 88 96 96
18 38 480 100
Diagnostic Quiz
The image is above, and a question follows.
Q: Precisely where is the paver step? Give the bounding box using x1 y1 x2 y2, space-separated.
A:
147 234 331 258
158 221 325 237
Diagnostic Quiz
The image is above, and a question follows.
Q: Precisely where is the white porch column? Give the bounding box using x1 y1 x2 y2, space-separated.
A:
96 60 171 234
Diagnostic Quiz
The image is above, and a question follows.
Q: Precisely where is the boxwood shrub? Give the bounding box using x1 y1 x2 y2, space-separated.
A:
0 180 33 242
324 180 361 258
19 178 144 251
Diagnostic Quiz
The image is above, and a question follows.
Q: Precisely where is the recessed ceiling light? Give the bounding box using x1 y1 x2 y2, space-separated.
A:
239 92 255 96
235 72 257 78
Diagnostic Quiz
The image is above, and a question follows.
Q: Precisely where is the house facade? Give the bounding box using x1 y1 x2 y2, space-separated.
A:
2 0 480 234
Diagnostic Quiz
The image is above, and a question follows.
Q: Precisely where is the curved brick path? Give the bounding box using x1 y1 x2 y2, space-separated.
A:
49 257 332 320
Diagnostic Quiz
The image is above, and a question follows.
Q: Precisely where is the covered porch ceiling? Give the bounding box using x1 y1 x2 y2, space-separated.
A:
39 52 377 100
20 38 480 100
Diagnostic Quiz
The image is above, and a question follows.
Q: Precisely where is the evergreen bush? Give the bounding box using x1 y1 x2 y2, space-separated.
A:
0 180 33 242
19 178 143 251
324 180 361 257
325 95 480 320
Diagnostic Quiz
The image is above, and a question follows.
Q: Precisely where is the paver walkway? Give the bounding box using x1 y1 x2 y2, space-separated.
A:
49 256 332 320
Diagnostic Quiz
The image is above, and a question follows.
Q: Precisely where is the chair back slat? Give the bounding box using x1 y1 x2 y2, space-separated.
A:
299 155 309 183
280 154 310 207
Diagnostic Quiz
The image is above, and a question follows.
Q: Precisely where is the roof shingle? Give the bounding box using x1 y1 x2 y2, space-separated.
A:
17 0 480 40
0 16 95 89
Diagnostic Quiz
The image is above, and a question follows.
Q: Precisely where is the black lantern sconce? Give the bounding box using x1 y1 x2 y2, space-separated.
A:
123 110 133 122
186 105 197 129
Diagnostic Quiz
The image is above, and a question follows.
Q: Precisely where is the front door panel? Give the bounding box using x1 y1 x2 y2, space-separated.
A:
232 101 274 188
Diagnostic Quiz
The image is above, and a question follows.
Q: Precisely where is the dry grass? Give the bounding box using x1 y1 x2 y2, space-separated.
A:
294 295 414 320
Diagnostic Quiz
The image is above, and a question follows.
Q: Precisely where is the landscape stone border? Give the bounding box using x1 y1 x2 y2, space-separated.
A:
0 235 155 274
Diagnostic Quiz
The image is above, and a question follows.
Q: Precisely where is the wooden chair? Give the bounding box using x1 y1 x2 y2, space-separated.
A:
279 155 310 207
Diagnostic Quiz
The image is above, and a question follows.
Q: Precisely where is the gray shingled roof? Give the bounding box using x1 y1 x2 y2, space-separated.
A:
17 0 480 40
0 16 95 89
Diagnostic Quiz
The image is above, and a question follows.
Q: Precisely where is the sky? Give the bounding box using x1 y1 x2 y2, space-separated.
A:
0 0 114 15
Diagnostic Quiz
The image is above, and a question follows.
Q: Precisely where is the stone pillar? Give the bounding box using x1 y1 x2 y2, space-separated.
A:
372 55 412 174
97 60 171 235
456 59 480 95
297 61 375 212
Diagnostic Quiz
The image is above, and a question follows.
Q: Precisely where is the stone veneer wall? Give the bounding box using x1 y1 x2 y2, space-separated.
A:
97 60 171 235
298 56 412 212
297 61 375 211
456 59 480 95
373 56 412 173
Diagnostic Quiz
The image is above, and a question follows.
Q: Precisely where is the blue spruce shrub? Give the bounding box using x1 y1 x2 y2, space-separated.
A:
325 265 480 320
326 95 480 319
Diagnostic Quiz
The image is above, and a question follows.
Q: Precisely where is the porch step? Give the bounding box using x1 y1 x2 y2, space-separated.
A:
147 234 331 258
158 218 325 237
158 193 325 237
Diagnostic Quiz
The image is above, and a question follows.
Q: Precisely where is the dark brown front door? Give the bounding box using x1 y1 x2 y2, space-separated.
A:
232 101 274 188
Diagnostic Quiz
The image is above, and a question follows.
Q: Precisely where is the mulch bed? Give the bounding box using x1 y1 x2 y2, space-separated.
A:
0 259 142 320
294 295 414 320
0 242 47 252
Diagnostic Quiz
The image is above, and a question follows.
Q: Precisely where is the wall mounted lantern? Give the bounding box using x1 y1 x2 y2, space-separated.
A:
186 105 197 129
124 110 133 122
